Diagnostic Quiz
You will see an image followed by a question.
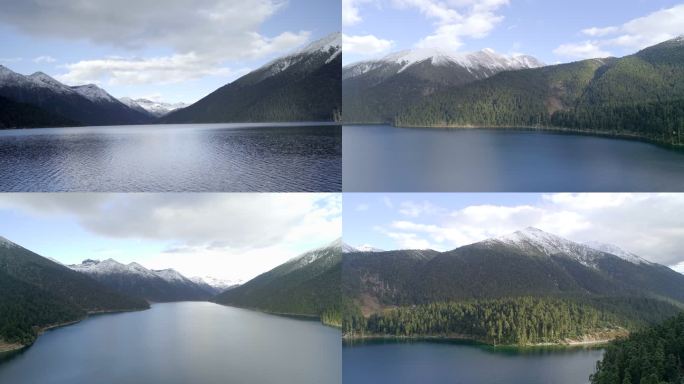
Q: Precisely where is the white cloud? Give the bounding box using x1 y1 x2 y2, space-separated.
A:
0 0 311 86
369 194 684 268
0 193 341 281
33 55 56 64
555 4 684 59
55 53 239 86
398 200 442 217
343 33 394 55
582 26 619 37
343 0 374 26
0 57 22 63
393 0 509 51
552 41 611 59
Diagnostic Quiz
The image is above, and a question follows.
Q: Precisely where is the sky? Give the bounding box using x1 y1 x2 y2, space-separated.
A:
0 0 340 103
344 193 684 273
0 193 341 283
342 0 684 64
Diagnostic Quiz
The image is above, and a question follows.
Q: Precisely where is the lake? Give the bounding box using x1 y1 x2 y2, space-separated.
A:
0 302 341 384
0 123 341 192
343 125 684 191
343 339 603 384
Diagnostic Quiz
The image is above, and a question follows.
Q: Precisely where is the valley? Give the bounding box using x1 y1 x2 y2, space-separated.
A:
0 235 342 354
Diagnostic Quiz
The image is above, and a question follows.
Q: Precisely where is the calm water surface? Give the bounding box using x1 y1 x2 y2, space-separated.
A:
343 339 603 384
343 125 684 191
0 302 341 384
0 123 341 192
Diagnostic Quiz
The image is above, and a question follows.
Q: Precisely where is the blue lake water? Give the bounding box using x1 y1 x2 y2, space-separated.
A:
0 302 341 384
0 123 341 192
343 125 684 191
343 339 603 384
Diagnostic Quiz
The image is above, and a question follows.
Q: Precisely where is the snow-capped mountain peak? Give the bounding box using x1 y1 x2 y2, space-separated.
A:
345 48 543 78
341 241 358 253
584 241 651 265
27 71 75 94
190 276 241 292
297 32 341 56
260 32 341 78
357 244 384 253
119 97 188 117
71 84 118 103
487 227 602 267
484 227 652 267
153 268 189 283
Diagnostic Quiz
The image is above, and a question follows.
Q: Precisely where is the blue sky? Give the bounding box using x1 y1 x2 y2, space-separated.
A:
0 0 340 103
343 193 684 272
342 0 684 64
0 193 341 282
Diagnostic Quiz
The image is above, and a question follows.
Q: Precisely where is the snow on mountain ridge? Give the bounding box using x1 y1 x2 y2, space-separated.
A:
583 241 651 265
119 97 188 117
487 227 606 267
345 48 543 77
71 84 118 103
261 32 341 78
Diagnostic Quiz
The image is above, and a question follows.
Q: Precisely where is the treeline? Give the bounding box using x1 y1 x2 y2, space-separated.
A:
0 271 84 345
393 39 684 146
590 313 684 384
343 297 682 345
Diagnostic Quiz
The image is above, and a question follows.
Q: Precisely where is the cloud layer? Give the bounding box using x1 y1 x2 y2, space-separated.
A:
0 193 341 250
0 0 309 85
361 194 684 268
554 4 684 59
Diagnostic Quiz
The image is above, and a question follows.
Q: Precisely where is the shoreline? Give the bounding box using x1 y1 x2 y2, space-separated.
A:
344 122 684 150
342 331 624 348
0 306 148 355
211 302 341 329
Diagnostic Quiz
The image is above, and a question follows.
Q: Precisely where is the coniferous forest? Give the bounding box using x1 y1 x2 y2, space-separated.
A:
590 313 684 384
343 297 682 346
372 38 684 146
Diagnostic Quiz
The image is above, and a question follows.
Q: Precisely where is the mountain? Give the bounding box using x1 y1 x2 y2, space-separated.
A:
120 97 188 117
345 228 684 308
69 259 212 302
0 237 149 348
0 95 77 128
341 242 384 253
162 33 341 123
342 228 684 344
396 37 684 146
212 239 342 325
0 66 154 127
342 48 543 123
189 276 241 295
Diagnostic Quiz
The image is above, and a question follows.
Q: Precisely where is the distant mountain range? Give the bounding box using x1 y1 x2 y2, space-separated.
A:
119 97 188 118
0 67 154 127
344 36 684 146
342 228 684 343
0 32 341 129
162 33 341 124
0 236 149 348
212 239 342 326
68 259 236 302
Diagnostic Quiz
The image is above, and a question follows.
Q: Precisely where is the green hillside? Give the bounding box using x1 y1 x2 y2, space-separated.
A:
591 313 684 384
395 38 684 146
213 241 341 326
